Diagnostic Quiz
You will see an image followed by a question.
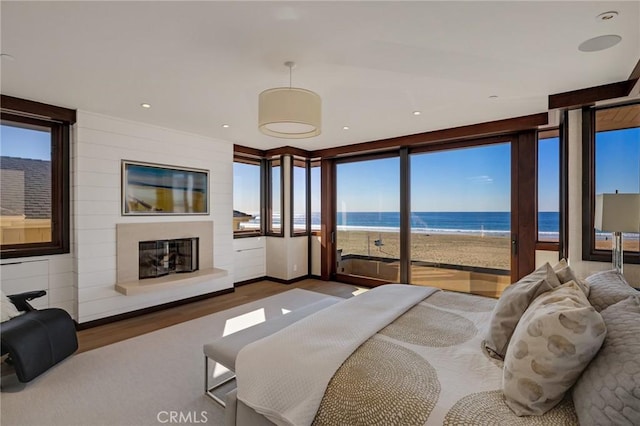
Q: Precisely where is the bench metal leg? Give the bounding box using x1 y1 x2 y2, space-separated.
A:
204 355 235 407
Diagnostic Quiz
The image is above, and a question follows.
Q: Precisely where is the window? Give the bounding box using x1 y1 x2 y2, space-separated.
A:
537 129 560 244
583 103 640 263
291 159 308 236
233 156 262 236
267 157 283 235
310 161 321 232
0 96 73 258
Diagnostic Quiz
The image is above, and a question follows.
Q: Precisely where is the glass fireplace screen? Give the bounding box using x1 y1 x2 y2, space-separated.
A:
138 237 199 279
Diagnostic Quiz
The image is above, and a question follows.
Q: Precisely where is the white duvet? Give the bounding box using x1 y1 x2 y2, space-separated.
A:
235 284 437 426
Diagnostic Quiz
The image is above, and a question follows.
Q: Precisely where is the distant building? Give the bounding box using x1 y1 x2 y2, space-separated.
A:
0 156 51 219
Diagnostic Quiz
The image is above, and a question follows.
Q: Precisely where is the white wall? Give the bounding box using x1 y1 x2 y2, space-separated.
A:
73 111 234 323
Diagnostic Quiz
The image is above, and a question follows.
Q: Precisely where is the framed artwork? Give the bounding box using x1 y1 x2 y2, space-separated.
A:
122 160 209 215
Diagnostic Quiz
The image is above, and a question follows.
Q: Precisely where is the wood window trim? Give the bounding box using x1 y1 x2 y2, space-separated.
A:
266 156 284 237
581 104 640 265
290 158 310 237
535 127 562 252
0 108 71 259
232 155 264 238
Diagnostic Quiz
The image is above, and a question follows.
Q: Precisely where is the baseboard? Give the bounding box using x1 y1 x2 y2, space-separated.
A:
233 276 268 288
265 275 310 285
76 287 235 330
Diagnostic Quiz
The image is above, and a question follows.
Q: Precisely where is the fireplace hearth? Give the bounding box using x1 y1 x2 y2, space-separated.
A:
139 238 199 279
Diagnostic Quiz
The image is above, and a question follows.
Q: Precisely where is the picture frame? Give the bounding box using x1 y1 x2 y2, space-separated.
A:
122 160 209 215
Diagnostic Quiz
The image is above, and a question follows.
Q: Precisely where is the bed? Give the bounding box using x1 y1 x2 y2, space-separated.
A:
225 266 640 426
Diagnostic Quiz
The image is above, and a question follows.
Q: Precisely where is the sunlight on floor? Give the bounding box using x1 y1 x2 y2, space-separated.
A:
222 308 266 337
212 362 231 379
352 287 369 296
281 308 291 314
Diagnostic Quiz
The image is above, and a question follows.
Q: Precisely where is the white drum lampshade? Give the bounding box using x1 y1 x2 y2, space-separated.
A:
258 87 321 138
258 61 321 139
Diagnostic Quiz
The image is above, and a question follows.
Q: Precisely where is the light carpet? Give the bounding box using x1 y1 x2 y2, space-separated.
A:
0 289 340 426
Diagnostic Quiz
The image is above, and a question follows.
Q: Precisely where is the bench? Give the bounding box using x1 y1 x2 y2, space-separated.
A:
203 297 341 406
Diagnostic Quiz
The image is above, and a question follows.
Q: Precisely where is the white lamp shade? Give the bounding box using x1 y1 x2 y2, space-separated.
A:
259 87 321 139
594 193 640 232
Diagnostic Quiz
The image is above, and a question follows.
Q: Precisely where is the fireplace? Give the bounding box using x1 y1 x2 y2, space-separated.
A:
139 237 199 279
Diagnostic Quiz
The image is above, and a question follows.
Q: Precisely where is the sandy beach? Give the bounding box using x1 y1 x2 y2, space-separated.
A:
337 230 511 270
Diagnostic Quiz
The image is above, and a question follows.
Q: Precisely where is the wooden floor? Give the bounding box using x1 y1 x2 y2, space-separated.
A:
77 279 363 354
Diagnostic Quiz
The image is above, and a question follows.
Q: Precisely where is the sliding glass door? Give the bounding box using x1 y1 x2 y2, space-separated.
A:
335 156 400 283
410 143 512 297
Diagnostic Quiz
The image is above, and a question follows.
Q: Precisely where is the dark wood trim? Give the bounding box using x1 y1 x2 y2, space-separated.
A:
265 146 313 158
581 105 640 265
265 275 310 285
629 58 640 81
536 242 560 252
0 111 71 259
399 147 410 283
335 273 391 288
582 107 596 262
510 140 519 282
309 274 322 280
290 158 311 237
234 144 265 158
548 80 636 110
265 156 284 237
77 287 235 330
559 110 569 260
320 158 335 280
515 131 538 280
234 276 268 287
409 134 513 155
312 113 547 159
1 95 76 124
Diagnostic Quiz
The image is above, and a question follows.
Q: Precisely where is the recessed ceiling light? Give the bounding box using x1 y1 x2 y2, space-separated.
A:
596 11 618 21
140 103 151 109
222 124 230 128
412 111 421 116
578 35 622 52
0 53 15 61
342 126 349 130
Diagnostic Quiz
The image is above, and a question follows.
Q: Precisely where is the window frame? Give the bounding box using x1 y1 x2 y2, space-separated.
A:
582 102 640 265
232 154 265 238
290 157 310 237
266 156 284 237
0 96 73 259
535 128 561 252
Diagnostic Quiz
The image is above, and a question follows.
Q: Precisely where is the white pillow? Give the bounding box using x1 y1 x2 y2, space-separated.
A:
1 290 23 322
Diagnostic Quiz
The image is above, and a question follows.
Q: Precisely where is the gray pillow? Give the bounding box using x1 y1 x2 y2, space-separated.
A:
483 263 561 360
572 295 640 426
553 259 589 296
585 270 637 312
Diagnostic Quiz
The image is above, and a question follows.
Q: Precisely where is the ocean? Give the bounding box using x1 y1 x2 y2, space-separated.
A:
301 211 559 238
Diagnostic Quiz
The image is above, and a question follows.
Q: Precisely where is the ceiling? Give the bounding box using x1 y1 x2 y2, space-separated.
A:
1 1 638 151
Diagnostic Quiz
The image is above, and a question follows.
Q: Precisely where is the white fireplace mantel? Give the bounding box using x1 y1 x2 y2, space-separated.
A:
115 221 227 296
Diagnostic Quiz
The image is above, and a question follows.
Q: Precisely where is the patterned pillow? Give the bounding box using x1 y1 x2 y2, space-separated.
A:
572 295 640 426
585 270 636 312
503 281 606 416
483 263 561 360
553 259 589 296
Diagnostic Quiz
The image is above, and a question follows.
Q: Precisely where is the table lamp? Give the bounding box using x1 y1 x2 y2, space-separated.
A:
594 192 640 274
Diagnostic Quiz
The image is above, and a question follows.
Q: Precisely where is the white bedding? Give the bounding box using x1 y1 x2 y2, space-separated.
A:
235 284 437 426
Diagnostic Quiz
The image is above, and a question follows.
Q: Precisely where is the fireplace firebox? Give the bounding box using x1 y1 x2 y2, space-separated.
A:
139 238 199 279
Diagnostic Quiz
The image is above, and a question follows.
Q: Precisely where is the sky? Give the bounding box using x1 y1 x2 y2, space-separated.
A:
3 123 638 216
